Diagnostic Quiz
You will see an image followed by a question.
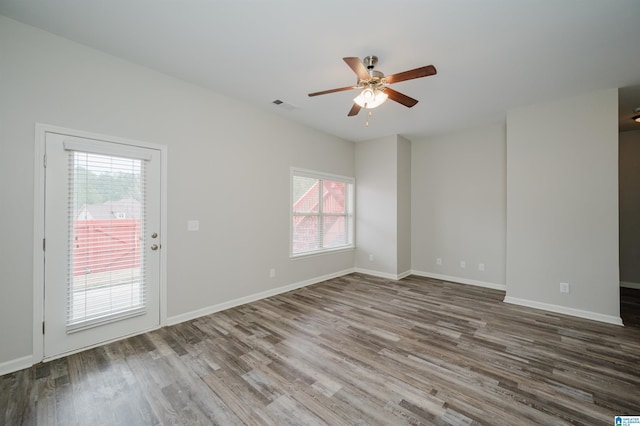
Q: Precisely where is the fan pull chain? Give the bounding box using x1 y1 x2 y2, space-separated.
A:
365 110 372 127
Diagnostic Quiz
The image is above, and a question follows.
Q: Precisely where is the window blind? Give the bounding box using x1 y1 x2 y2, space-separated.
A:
66 150 147 333
291 169 354 256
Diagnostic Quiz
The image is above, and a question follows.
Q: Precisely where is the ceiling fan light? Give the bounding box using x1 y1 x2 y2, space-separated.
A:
353 88 388 109
633 114 640 123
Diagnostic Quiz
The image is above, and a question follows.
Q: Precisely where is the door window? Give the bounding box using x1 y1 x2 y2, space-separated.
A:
67 151 148 332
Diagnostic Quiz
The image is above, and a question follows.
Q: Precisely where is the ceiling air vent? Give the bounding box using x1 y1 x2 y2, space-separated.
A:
272 99 297 111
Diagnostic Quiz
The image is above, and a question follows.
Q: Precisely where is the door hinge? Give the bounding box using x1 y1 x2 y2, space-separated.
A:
42 321 45 334
43 238 46 251
43 154 47 168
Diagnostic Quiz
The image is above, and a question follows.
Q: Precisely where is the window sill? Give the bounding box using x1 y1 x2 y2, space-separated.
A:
290 245 355 260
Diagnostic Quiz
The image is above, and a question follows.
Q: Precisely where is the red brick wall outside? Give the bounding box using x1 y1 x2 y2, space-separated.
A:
292 181 347 252
72 220 141 276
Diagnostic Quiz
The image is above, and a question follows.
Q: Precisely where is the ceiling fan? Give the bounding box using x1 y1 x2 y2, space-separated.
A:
308 56 437 117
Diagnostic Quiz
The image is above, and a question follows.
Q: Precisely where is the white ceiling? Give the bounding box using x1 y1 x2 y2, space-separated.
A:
2 0 640 141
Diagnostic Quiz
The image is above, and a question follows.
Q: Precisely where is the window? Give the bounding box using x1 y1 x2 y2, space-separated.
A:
66 146 147 332
291 168 354 256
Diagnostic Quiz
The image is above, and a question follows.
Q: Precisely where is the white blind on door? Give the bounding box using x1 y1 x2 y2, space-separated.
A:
66 150 148 333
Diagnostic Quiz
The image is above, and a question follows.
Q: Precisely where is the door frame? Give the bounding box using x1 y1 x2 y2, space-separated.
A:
32 123 168 363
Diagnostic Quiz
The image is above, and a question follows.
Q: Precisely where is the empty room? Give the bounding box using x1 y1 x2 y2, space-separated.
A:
1 1 640 424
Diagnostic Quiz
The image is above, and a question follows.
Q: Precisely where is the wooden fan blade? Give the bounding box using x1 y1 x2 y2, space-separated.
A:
384 65 437 85
385 88 419 108
308 86 358 97
348 103 361 116
343 57 370 81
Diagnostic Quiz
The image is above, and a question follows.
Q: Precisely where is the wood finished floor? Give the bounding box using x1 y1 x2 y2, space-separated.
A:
2 274 640 425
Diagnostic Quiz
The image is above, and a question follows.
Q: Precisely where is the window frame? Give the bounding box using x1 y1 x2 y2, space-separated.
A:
290 167 355 258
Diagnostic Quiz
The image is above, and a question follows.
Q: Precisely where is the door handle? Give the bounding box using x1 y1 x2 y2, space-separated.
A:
150 244 159 251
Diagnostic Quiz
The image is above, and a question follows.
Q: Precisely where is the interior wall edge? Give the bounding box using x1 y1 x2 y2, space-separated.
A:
353 268 411 281
411 270 506 292
504 296 623 326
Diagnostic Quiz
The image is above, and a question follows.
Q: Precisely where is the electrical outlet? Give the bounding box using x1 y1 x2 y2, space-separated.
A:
269 268 276 278
436 257 442 266
369 254 374 262
478 263 485 272
560 282 570 293
460 261 466 269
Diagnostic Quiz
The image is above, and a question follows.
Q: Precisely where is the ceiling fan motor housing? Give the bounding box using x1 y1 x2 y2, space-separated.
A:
364 55 378 69
361 56 385 86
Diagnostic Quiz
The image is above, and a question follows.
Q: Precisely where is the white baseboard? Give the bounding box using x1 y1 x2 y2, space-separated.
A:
5 269 625 376
0 355 33 376
503 296 623 326
621 281 640 289
397 270 412 280
166 268 355 326
353 268 412 281
410 270 506 291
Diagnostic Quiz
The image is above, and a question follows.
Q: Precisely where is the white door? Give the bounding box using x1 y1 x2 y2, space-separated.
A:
43 131 161 359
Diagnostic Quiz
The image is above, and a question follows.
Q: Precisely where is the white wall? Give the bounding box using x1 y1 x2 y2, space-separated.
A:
619 129 640 287
354 134 413 278
397 136 412 276
355 136 398 277
0 17 355 370
411 125 506 288
505 89 620 323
